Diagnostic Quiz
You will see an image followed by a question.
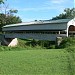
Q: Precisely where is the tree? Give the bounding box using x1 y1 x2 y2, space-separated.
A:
52 8 75 20
6 15 22 25
0 14 6 30
0 13 22 31
0 0 4 4
0 0 22 31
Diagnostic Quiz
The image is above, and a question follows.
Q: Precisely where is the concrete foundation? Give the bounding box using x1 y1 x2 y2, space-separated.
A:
8 38 18 47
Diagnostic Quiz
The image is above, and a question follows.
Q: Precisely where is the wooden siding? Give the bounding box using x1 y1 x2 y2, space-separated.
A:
4 33 67 41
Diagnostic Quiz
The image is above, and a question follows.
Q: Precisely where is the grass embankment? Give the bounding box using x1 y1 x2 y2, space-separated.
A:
17 37 75 49
0 49 75 75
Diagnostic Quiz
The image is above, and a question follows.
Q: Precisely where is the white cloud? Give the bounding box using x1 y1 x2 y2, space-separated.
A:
17 6 64 13
51 0 65 4
45 0 69 5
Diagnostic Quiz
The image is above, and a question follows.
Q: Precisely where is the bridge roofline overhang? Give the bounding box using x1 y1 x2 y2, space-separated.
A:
3 19 71 28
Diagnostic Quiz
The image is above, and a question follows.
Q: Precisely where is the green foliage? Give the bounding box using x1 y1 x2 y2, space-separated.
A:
17 39 42 49
66 47 75 53
17 39 26 48
58 37 75 49
28 39 38 47
9 9 18 15
0 0 22 31
18 39 55 49
0 14 6 31
52 8 75 20
0 13 22 31
6 15 22 25
18 38 75 50
0 0 4 4
37 40 55 49
0 46 26 51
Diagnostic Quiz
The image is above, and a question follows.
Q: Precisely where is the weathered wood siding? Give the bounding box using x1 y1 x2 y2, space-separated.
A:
4 33 67 41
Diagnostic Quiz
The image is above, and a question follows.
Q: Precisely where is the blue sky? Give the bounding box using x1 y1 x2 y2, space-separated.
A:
6 0 74 22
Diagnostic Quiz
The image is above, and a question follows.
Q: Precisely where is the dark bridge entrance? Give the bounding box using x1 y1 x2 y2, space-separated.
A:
68 25 75 37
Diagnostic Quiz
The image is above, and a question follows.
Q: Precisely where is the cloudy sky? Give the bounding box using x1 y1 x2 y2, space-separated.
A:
6 0 74 22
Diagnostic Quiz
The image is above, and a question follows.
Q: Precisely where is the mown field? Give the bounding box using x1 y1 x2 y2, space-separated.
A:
0 48 75 75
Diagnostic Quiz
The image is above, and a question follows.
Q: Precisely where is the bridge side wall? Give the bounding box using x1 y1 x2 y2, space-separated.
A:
4 33 67 41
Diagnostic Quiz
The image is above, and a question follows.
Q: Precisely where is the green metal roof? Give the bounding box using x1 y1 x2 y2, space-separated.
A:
3 19 72 28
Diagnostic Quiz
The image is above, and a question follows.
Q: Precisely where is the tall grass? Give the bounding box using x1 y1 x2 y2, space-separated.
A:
18 39 55 49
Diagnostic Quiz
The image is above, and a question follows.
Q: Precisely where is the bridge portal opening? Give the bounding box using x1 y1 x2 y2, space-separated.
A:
68 25 75 37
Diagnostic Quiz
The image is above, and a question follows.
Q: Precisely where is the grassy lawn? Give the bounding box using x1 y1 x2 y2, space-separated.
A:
0 49 74 75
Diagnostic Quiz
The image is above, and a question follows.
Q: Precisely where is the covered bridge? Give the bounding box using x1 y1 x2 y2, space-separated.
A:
2 18 75 41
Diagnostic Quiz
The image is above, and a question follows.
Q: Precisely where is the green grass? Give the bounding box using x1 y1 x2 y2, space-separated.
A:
0 49 75 75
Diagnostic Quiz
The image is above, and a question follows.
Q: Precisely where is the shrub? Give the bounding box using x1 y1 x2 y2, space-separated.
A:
66 47 75 53
58 37 75 48
18 39 55 49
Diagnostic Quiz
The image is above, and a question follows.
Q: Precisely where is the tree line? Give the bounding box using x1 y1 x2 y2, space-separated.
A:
52 8 75 20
